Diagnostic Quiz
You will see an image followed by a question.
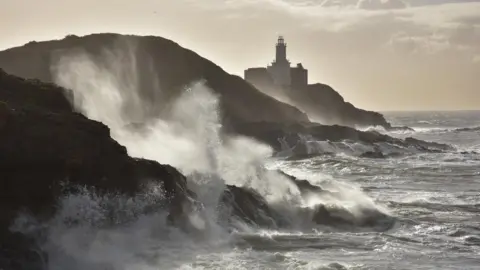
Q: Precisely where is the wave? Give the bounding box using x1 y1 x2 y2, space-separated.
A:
5 38 398 269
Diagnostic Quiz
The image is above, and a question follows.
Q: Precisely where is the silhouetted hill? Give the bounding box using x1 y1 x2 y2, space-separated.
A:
246 78 391 128
294 83 390 128
0 33 308 128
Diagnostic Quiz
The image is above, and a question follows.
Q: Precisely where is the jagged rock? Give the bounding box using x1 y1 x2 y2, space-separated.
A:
388 125 414 132
0 69 193 270
311 204 394 230
404 137 454 152
220 185 283 228
276 170 324 194
276 171 395 229
0 67 73 113
454 126 480 132
360 151 386 159
230 121 454 156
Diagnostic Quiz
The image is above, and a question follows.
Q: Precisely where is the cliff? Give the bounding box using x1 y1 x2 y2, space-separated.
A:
0 69 193 269
0 33 308 128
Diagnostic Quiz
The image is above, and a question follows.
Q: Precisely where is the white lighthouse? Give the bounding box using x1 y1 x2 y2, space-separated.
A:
267 36 291 86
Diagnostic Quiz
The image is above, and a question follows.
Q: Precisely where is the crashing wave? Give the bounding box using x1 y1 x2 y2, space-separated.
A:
1 37 397 270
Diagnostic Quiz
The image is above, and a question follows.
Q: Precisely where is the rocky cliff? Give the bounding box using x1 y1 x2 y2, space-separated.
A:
0 69 193 269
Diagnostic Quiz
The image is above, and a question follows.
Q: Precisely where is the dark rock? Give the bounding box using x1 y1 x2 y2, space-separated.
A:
0 68 73 113
0 69 194 269
311 204 355 226
454 126 480 133
360 151 386 159
276 170 324 194
220 185 284 228
404 137 454 152
230 121 453 156
388 125 414 132
311 204 395 230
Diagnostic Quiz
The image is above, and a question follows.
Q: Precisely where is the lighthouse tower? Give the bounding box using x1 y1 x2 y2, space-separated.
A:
267 36 291 86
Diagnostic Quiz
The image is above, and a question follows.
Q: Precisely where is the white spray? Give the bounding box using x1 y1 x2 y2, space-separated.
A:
14 36 392 270
51 37 304 230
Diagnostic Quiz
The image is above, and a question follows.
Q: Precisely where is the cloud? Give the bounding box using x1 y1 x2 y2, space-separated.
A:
357 0 408 10
176 0 480 110
195 0 480 60
387 31 451 54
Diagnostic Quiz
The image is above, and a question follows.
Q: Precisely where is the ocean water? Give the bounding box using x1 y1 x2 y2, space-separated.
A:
264 111 480 270
27 110 479 270
15 43 479 270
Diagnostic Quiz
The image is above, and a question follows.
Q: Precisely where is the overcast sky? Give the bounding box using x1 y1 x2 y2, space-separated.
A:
1 0 479 111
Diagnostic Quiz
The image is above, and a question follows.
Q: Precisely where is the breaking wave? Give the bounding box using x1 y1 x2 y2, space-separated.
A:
11 36 394 269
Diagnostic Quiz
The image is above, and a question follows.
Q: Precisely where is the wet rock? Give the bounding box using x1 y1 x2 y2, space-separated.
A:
312 204 395 230
404 137 454 152
231 121 453 157
311 205 355 226
388 125 414 132
454 126 480 133
360 151 386 159
276 170 324 194
0 69 194 269
220 185 284 228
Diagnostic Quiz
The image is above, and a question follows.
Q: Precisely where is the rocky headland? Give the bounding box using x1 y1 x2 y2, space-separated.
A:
0 34 455 269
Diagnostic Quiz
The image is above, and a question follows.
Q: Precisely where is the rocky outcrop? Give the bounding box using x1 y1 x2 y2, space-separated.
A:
0 68 73 113
0 33 308 128
220 186 285 228
220 173 395 231
230 121 454 157
247 80 391 128
0 69 193 269
288 83 390 128
454 126 480 133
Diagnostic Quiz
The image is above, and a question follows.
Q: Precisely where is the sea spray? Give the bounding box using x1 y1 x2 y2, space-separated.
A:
51 36 307 229
34 35 395 269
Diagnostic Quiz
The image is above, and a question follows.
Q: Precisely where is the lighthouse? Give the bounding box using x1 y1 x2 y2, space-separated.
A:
244 35 308 89
275 36 287 62
267 36 291 86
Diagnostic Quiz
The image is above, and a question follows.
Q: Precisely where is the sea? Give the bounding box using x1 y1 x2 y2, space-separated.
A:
31 107 479 270
15 49 480 270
